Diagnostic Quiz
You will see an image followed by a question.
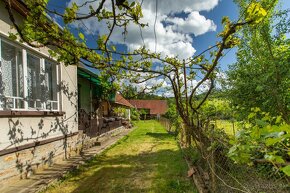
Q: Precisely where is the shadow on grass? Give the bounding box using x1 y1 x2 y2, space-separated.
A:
145 132 175 140
64 148 196 193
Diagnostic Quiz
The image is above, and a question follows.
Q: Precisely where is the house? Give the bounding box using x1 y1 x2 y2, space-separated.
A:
111 93 134 127
129 100 168 119
113 93 134 120
0 0 80 182
78 68 132 137
0 0 131 183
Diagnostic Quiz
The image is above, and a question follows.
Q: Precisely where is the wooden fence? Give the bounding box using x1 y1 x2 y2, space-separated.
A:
159 117 173 132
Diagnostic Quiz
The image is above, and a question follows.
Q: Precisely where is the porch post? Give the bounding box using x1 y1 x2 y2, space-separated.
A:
128 108 131 120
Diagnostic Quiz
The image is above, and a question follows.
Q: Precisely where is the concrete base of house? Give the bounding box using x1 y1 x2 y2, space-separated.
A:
0 126 127 186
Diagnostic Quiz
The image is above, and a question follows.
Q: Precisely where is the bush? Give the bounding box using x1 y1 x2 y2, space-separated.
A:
227 107 290 177
131 108 140 121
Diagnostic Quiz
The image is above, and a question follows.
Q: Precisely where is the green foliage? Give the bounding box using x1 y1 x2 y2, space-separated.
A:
8 32 17 41
164 100 178 120
6 2 281 182
226 1 290 174
121 84 165 100
113 107 127 117
228 108 290 176
218 16 241 48
78 32 85 41
214 120 238 136
63 2 78 24
130 108 140 121
281 165 290 176
226 0 290 123
201 99 232 120
120 84 138 99
245 2 267 24
164 99 182 134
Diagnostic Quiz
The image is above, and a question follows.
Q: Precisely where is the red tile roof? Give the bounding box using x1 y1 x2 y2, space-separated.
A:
115 93 134 108
129 100 168 115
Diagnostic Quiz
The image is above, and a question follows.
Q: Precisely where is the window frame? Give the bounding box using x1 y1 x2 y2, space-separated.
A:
26 51 43 110
0 38 25 110
43 59 59 111
0 36 61 112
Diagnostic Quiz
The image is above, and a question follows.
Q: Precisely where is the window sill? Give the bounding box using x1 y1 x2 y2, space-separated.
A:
0 110 65 117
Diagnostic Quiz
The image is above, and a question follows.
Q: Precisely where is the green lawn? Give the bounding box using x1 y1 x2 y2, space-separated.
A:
213 120 238 136
43 120 196 193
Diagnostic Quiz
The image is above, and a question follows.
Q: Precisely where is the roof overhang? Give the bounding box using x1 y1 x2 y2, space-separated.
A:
77 67 101 86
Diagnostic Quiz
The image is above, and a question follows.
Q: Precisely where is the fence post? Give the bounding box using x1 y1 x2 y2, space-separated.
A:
210 148 217 193
232 119 236 136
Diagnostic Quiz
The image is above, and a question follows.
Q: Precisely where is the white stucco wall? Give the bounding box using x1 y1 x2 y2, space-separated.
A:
0 1 78 150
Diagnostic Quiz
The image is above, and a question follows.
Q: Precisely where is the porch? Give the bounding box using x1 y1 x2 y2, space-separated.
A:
77 67 131 137
78 109 130 137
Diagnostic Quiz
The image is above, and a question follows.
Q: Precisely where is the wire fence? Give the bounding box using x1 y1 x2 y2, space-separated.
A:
159 117 290 193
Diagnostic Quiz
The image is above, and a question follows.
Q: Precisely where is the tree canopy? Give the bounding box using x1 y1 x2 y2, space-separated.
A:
4 0 271 149
226 0 290 123
4 0 281 189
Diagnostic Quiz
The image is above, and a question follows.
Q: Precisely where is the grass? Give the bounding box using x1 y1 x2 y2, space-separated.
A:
43 120 197 193
213 120 239 136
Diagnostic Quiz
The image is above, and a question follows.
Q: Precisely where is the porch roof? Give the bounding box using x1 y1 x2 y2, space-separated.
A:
77 67 115 101
77 67 101 86
77 67 104 98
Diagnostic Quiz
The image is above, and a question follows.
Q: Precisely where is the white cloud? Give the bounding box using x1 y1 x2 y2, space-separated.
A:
215 71 227 89
68 0 218 60
141 0 219 14
66 0 220 97
166 12 217 36
154 76 211 97
216 71 227 80
121 74 211 98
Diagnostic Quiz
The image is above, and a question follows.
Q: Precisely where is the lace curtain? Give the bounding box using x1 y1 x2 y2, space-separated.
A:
0 40 58 110
27 53 41 108
1 41 24 108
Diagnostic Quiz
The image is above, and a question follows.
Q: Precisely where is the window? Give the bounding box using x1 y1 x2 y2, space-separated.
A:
44 60 58 110
27 53 42 109
0 37 59 111
0 40 24 109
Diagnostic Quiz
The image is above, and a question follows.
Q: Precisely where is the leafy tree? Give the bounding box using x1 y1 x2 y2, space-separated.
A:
120 84 165 100
226 0 290 123
4 0 270 190
120 84 139 99
226 0 290 178
201 99 232 120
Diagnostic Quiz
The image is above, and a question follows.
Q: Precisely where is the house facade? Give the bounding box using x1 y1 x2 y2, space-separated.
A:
0 1 80 182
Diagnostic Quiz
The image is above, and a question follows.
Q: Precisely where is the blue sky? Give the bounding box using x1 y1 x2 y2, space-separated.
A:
47 0 289 73
193 0 239 71
194 0 289 71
